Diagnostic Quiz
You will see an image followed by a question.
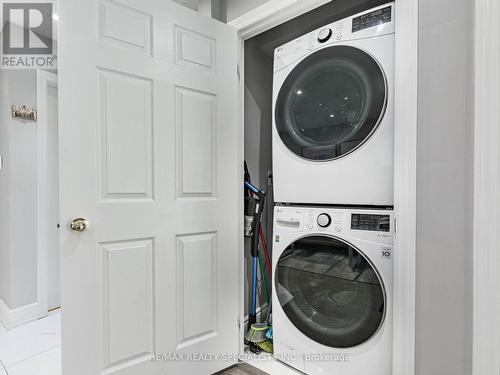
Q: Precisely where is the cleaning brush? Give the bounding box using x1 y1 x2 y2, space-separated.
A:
256 339 273 353
245 323 270 344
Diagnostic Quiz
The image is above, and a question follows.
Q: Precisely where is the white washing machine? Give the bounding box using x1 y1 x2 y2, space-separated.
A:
272 3 395 206
272 205 393 375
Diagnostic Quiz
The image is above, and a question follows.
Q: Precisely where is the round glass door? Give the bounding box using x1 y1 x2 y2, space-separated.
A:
275 46 387 161
275 236 385 348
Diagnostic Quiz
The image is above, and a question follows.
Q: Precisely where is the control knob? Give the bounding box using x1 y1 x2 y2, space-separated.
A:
317 213 332 228
317 28 333 43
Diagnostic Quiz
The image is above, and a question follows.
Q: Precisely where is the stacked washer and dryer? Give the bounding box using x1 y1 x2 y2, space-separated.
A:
271 3 395 375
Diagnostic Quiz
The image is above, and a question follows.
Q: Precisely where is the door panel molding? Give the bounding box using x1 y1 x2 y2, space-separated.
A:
176 232 218 349
175 86 217 199
98 0 153 55
174 25 217 72
98 68 154 201
100 238 154 369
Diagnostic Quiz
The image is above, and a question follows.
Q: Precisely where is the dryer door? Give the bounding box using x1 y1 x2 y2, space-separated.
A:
275 235 386 348
275 46 387 161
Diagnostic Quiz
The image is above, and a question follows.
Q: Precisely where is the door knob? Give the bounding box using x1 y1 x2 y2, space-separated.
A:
71 218 89 232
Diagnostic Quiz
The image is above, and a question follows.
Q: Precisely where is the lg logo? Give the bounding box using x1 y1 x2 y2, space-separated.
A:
2 2 53 55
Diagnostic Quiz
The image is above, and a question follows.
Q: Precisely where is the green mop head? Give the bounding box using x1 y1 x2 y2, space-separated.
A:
255 339 273 353
245 323 270 344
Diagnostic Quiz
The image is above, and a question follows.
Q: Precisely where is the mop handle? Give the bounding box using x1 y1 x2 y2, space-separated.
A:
244 181 263 195
250 257 258 316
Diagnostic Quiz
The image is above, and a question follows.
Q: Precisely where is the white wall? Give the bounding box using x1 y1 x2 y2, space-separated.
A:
225 0 270 22
415 0 474 374
171 0 199 11
171 0 225 21
0 70 38 310
0 70 12 307
171 0 272 22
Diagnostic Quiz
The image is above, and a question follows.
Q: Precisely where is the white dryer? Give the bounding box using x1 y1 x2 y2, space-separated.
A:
272 205 393 375
272 3 395 206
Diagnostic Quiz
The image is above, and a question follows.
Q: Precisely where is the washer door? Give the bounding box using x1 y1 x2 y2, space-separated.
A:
275 235 385 348
275 46 387 161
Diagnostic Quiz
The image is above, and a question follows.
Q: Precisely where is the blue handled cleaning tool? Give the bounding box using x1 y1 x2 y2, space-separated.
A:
244 163 273 353
244 180 265 327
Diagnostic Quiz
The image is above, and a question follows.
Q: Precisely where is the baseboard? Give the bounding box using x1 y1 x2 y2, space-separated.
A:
0 297 38 329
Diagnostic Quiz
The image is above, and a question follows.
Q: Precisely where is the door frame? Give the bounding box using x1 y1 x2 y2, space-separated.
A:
473 1 500 374
229 1 419 374
36 69 59 319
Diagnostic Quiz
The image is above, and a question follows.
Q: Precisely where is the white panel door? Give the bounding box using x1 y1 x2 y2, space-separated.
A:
58 1 240 374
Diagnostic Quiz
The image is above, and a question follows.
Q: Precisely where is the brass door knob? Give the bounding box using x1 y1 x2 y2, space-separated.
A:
71 218 89 232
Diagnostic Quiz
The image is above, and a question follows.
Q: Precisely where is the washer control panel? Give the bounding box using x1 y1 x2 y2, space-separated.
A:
274 206 394 244
351 213 390 232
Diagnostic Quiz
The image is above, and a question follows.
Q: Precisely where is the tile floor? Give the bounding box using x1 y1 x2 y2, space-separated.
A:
0 312 61 375
216 362 269 374
0 313 298 375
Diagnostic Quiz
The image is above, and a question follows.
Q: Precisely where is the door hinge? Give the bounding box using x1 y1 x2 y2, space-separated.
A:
237 316 241 328
237 64 241 81
394 218 397 234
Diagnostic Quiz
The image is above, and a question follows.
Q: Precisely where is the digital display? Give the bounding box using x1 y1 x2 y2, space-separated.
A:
351 214 390 232
352 6 392 33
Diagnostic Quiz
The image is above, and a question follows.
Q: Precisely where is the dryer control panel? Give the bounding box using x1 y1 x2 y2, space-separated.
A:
274 2 395 72
352 5 392 33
